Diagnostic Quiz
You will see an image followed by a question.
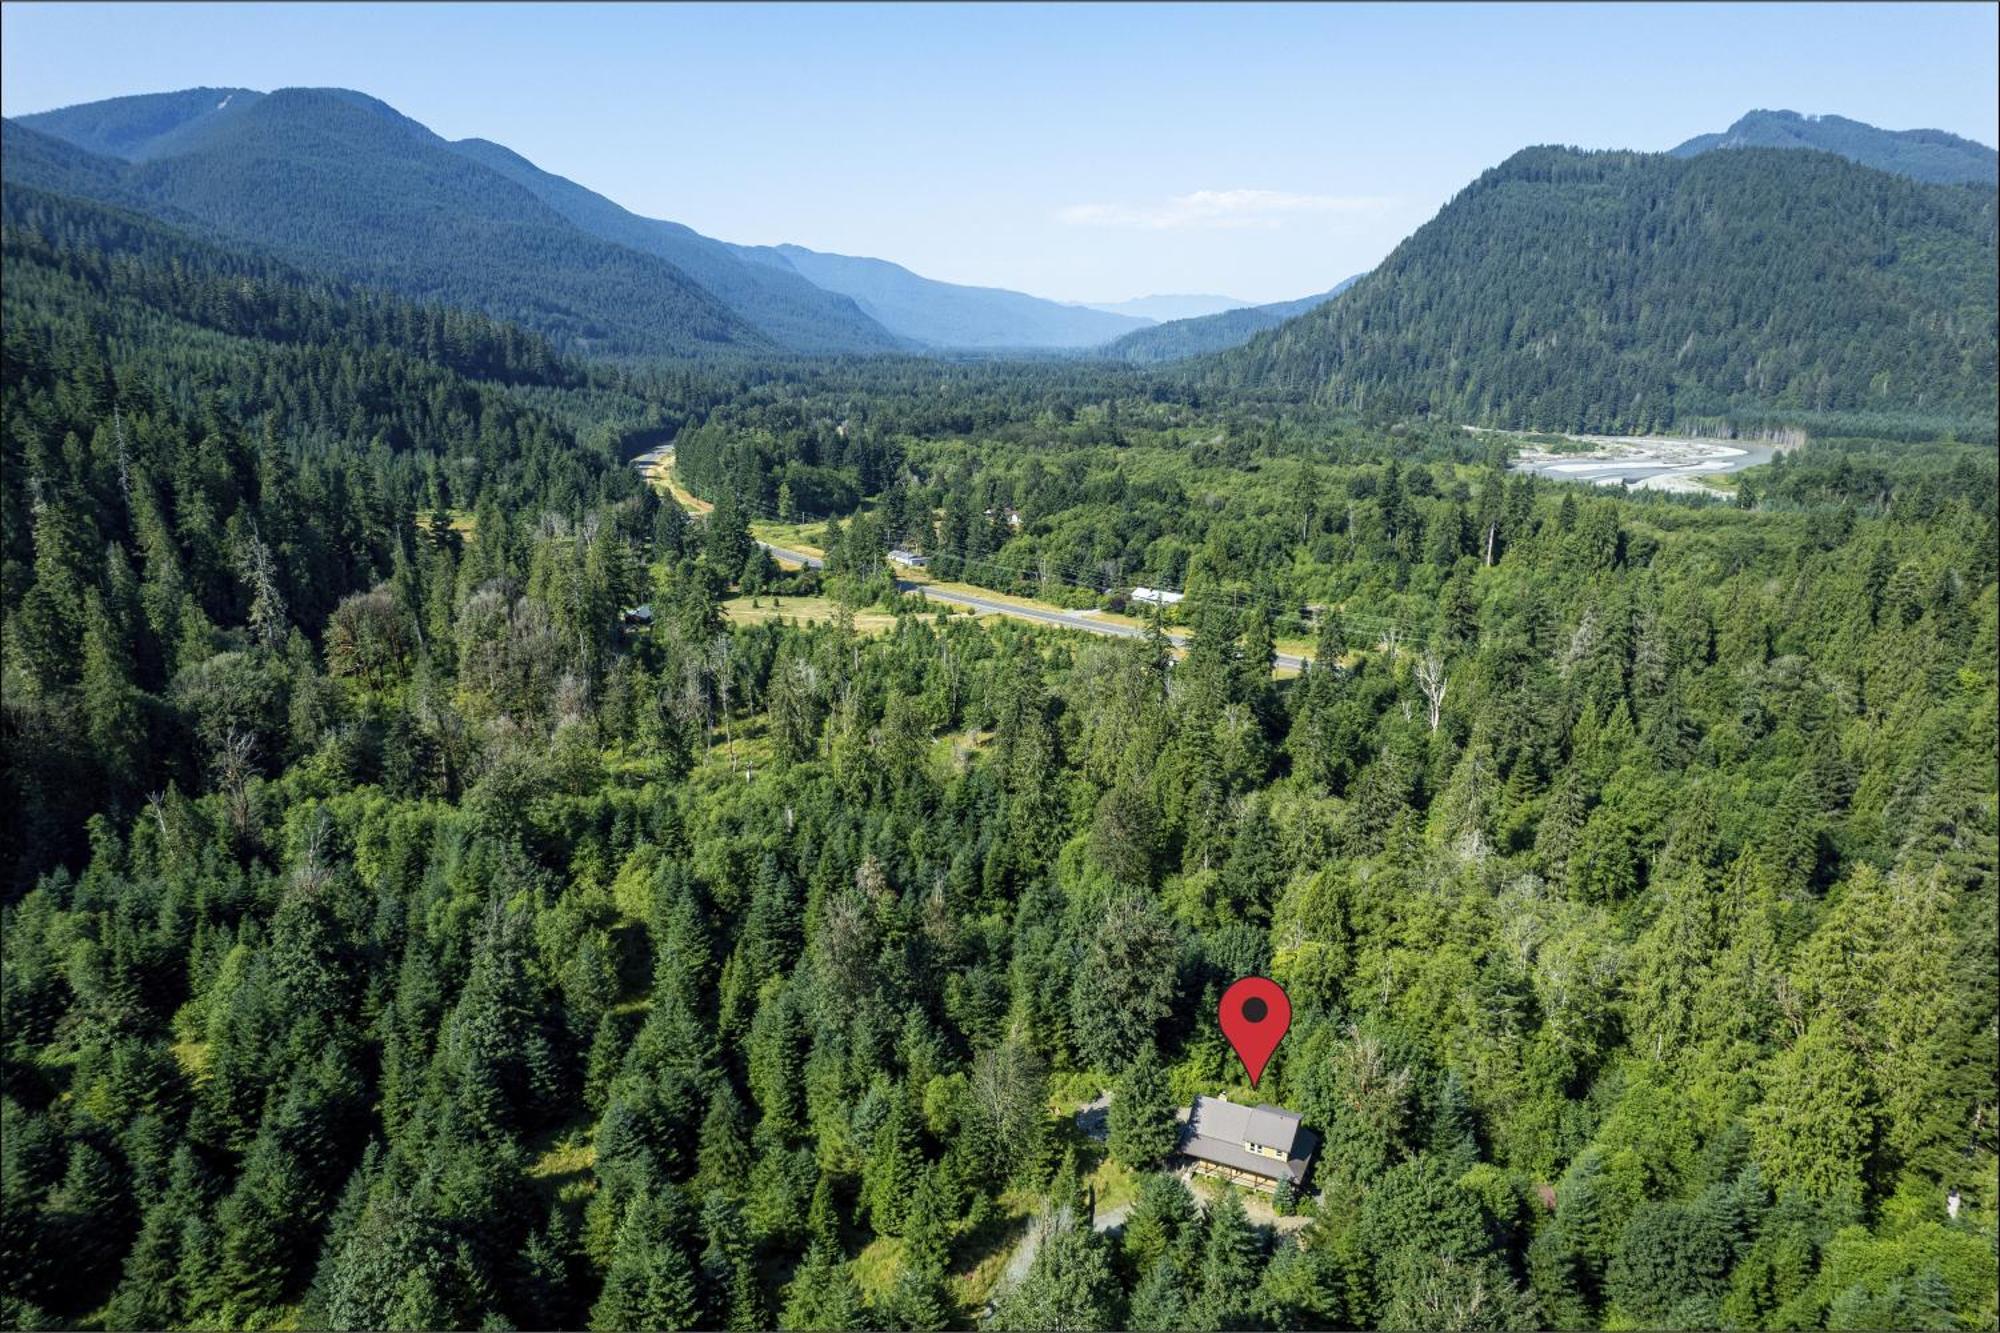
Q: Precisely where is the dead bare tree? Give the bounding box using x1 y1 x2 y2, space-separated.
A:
709 635 737 770
146 790 181 864
1415 650 1449 733
294 809 335 896
215 727 259 836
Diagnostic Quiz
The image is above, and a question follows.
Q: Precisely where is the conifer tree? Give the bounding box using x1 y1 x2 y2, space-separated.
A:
779 1240 868 1331
1108 1043 1178 1169
698 1082 754 1195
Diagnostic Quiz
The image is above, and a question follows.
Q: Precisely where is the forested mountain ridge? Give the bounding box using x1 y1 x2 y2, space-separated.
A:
1673 109 1999 186
2 182 577 388
0 119 173 217
19 86 903 355
1101 275 1362 364
14 86 266 162
11 86 1167 354
444 138 907 355
734 243 1154 349
4 90 773 360
1211 146 1999 436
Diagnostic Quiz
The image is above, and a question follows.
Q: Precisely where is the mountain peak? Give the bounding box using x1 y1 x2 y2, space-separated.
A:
1213 145 1995 435
16 86 264 161
1671 108 1997 186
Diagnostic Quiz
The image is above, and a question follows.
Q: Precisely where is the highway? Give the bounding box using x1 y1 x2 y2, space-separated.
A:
760 541 1310 670
637 450 1313 670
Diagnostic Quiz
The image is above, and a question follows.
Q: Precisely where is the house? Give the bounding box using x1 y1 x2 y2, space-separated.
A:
888 548 929 569
620 603 654 629
1129 586 1185 607
1177 1096 1317 1193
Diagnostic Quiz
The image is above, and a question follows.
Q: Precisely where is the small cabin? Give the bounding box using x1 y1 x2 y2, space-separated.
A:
620 603 655 629
888 548 929 569
1177 1096 1317 1193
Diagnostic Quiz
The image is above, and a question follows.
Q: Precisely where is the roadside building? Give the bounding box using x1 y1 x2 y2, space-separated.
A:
1129 586 1185 607
1176 1096 1317 1193
888 548 929 569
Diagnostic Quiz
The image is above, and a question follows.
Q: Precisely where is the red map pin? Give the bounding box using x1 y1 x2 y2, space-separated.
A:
1219 976 1291 1088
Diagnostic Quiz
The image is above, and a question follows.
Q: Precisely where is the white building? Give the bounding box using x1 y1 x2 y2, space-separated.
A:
888 548 929 569
1129 586 1185 607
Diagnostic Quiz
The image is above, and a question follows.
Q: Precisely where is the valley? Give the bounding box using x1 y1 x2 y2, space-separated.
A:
1 25 1995 1333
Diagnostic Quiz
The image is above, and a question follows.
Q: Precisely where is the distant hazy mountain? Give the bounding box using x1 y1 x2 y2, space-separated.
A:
1214 146 1998 434
9 85 1177 355
1672 109 1998 186
7 89 765 359
737 244 1152 349
1081 293 1249 322
1101 276 1363 363
446 138 904 354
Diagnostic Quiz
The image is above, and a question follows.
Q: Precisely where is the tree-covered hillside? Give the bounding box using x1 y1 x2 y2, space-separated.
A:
447 139 907 356
1212 147 1999 437
15 88 267 164
4 92 769 360
1100 278 1360 364
2 143 1996 1333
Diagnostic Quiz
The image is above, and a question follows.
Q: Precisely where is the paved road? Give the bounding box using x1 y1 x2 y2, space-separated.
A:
760 542 1312 670
636 451 1313 670
757 542 826 570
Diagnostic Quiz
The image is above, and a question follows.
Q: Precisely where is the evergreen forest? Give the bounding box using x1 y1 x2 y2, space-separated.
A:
2 110 1997 1333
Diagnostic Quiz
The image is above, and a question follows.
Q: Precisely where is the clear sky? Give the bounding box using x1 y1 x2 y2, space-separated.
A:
4 2 1995 304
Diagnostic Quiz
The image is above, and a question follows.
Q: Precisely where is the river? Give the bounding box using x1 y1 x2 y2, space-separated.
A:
1490 430 1780 493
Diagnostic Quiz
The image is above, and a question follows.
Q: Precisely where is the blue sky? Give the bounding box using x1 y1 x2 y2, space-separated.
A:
4 2 1995 303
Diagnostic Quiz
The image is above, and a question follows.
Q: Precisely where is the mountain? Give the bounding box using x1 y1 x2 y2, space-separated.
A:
445 138 905 354
9 85 1168 355
736 243 1152 348
6 89 764 359
1672 109 1997 186
1214 146 1998 434
0 115 155 211
15 86 265 161
1101 276 1363 364
1081 293 1249 321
